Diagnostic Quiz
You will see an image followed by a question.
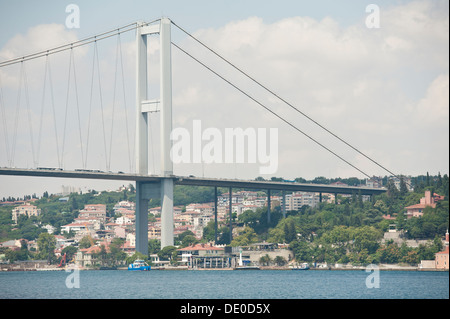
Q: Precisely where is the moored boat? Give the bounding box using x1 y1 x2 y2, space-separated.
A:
234 266 260 270
291 263 310 270
128 260 151 271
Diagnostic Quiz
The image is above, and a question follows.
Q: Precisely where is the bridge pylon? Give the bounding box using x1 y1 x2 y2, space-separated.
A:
135 18 174 255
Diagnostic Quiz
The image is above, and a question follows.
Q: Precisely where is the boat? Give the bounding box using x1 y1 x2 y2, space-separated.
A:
234 265 260 270
128 260 151 271
291 263 310 270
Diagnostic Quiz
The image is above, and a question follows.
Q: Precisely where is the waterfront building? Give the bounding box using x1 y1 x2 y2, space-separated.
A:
177 243 227 268
435 230 449 270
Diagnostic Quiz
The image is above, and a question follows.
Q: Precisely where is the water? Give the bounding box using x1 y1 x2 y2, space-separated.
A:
0 270 448 299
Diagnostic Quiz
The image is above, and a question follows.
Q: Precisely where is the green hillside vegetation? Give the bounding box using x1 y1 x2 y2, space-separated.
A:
1 173 448 266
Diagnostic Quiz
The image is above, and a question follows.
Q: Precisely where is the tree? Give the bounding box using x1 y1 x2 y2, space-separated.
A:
217 227 231 245
148 239 161 255
202 221 216 242
79 236 95 249
230 226 258 247
157 246 177 262
290 240 313 262
274 256 287 266
238 210 260 228
182 235 199 247
126 251 148 265
109 238 127 266
351 226 382 255
37 232 56 264
259 254 272 266
61 245 77 263
284 219 297 243
399 177 409 197
267 228 285 243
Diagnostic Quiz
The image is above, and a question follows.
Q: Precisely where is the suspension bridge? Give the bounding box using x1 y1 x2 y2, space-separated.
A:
0 18 389 255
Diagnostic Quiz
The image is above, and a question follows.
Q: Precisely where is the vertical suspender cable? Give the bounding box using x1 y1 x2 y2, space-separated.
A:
62 49 73 168
23 63 37 167
85 42 96 169
71 47 85 169
37 55 49 167
94 40 108 171
11 62 24 167
0 73 11 166
117 33 132 173
108 34 120 172
47 56 61 168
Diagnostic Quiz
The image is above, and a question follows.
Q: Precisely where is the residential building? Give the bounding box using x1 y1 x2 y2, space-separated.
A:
61 222 93 234
0 239 24 251
366 177 383 188
435 230 449 270
78 204 107 223
11 203 41 224
148 226 161 239
405 190 437 219
285 192 320 210
75 244 108 268
389 175 412 192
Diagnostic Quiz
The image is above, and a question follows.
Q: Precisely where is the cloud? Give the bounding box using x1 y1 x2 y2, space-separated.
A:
416 74 449 125
170 1 449 179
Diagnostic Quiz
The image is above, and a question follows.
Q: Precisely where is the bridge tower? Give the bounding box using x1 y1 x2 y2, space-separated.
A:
135 18 174 255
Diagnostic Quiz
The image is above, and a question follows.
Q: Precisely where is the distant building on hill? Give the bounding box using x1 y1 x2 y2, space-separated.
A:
11 203 41 224
405 190 443 219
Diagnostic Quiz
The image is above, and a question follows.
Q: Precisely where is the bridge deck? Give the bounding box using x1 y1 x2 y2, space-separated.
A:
0 168 385 195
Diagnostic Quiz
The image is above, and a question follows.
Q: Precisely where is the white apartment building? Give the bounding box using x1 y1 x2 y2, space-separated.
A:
285 192 320 210
11 203 41 224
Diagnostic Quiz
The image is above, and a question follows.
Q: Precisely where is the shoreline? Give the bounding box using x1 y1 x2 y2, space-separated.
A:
1 264 448 272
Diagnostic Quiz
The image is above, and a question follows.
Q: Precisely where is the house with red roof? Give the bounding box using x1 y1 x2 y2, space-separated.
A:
405 190 440 219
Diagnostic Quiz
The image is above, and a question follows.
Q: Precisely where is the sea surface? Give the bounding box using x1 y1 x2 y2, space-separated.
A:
0 269 448 299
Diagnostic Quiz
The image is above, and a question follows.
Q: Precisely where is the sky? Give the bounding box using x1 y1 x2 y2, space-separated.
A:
0 0 448 198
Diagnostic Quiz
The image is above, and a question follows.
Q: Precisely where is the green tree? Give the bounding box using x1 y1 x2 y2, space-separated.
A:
148 239 161 255
259 254 272 266
290 240 313 263
351 226 382 255
274 256 287 266
157 246 177 263
182 235 199 247
267 228 285 243
37 232 56 264
61 245 78 263
79 236 95 249
284 219 297 242
126 251 148 265
109 238 127 266
230 226 258 247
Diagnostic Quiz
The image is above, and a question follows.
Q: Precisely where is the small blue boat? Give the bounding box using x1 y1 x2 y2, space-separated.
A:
128 259 151 271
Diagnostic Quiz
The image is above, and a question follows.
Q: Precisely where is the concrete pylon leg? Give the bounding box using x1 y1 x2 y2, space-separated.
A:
160 178 174 248
135 181 149 256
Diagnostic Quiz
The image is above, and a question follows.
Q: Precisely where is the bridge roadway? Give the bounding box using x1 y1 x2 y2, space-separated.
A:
0 167 385 196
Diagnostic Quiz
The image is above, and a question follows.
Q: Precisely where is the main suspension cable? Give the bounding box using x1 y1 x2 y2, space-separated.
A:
171 20 401 181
